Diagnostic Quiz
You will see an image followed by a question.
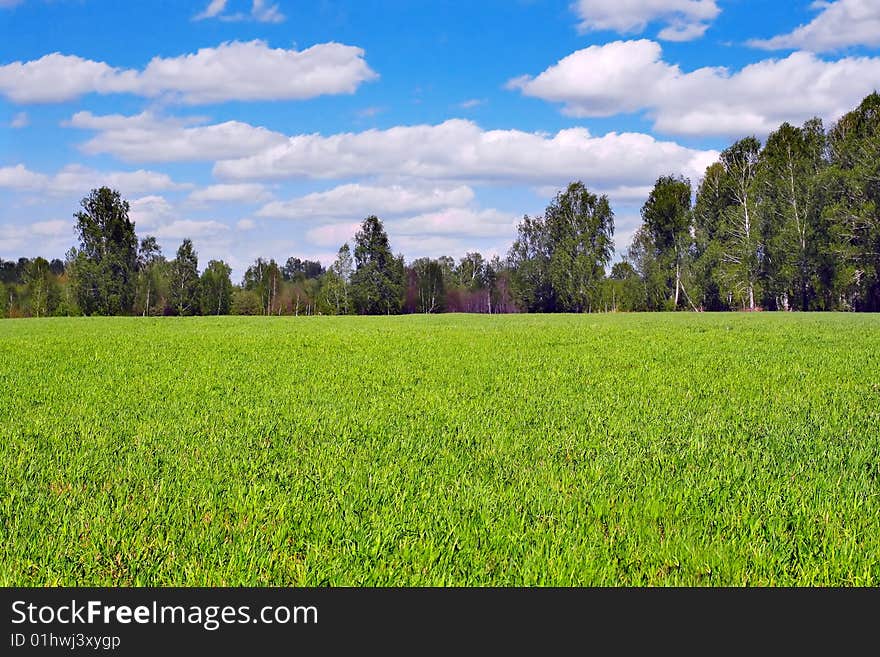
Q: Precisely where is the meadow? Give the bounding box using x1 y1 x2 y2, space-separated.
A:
1 313 878 586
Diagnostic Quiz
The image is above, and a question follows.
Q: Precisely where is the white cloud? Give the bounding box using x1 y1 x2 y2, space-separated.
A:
0 54 137 103
129 195 175 230
356 106 385 119
306 207 522 261
306 222 361 248
157 219 229 241
305 212 513 259
0 40 377 104
508 40 671 117
390 207 516 239
10 112 28 128
0 220 71 257
536 183 654 206
250 0 284 23
570 0 719 41
0 224 28 253
195 0 285 23
0 164 47 189
0 164 186 195
509 39 880 136
30 219 70 237
392 235 497 261
215 118 717 188
236 218 257 231
68 111 289 163
749 0 880 52
188 184 271 204
53 165 187 194
129 195 230 243
195 0 227 20
257 184 475 220
136 41 374 104
459 99 485 109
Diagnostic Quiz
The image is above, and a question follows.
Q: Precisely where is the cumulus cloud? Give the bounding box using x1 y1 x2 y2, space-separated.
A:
0 219 73 256
55 165 187 195
536 183 655 206
188 184 272 204
257 184 475 220
129 195 175 230
129 195 231 244
305 210 515 259
0 164 47 189
30 219 70 237
68 111 289 163
0 224 27 253
0 163 186 195
390 207 516 239
570 0 719 41
157 219 229 241
0 54 137 103
749 0 880 52
0 40 377 104
508 39 880 136
214 118 717 188
306 222 361 248
134 41 374 104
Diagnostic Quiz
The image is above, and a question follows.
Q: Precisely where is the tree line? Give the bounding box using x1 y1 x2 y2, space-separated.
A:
1 92 877 317
0 195 518 318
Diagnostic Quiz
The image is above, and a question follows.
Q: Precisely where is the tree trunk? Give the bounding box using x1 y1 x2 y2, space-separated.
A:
674 260 681 308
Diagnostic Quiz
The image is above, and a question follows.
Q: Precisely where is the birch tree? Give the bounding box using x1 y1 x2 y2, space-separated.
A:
639 175 694 310
719 137 762 310
169 239 200 316
756 120 826 310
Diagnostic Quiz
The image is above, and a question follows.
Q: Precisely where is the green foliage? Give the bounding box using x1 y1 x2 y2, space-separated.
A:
71 187 138 315
282 258 325 282
169 239 200 316
230 289 262 315
508 214 556 312
243 258 284 315
23 257 60 317
627 228 670 311
546 182 614 312
411 257 446 313
821 92 880 311
639 175 693 310
718 137 763 310
351 216 405 315
323 244 353 316
6 94 880 319
200 260 233 316
755 120 826 310
2 314 880 585
509 182 613 313
135 236 165 316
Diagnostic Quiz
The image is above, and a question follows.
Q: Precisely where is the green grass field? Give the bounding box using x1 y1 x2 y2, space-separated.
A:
1 313 879 585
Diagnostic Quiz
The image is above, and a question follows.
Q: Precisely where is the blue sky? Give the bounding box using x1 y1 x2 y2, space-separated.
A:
2 0 879 279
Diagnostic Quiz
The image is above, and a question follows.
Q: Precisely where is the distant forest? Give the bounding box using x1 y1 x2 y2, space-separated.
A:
2 92 878 317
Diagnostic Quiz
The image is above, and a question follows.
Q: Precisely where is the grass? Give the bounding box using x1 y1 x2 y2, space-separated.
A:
1 313 878 585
